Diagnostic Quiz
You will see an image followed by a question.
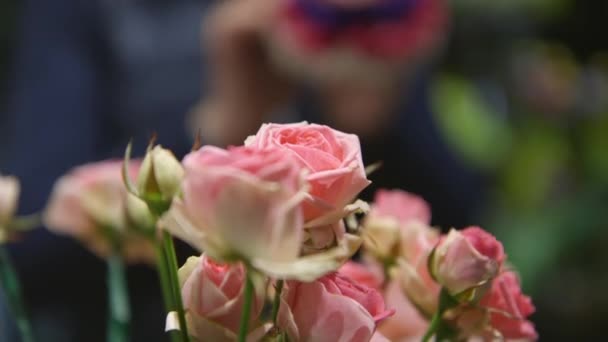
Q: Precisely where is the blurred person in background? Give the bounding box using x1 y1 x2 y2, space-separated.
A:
0 0 481 340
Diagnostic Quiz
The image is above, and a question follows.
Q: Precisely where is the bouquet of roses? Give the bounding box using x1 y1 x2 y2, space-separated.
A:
0 122 536 342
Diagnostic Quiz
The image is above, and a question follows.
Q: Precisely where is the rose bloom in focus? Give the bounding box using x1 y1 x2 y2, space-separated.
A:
246 122 370 252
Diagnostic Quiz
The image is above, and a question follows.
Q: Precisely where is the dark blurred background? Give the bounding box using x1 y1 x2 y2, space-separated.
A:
1 0 607 340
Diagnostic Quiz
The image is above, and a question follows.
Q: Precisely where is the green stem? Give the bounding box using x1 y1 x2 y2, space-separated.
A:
155 243 182 342
271 280 284 325
0 246 34 342
162 231 190 342
421 310 441 342
238 267 255 342
107 253 130 342
420 288 459 342
155 243 174 312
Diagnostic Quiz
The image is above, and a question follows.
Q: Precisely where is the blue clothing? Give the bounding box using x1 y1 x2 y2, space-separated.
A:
4 0 205 340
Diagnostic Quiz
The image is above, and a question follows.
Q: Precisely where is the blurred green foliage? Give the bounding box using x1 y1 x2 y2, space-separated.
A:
433 1 608 338
431 74 512 170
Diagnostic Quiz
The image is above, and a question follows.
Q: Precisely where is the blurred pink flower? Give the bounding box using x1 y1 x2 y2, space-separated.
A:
275 0 448 60
373 189 431 225
44 160 154 262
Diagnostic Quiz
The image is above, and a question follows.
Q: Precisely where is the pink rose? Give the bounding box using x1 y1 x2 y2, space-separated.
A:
44 160 154 262
479 271 537 340
430 227 504 297
278 272 394 342
167 146 306 266
362 189 431 261
179 254 266 341
339 261 384 290
373 189 431 225
246 123 370 250
0 175 19 228
378 280 429 342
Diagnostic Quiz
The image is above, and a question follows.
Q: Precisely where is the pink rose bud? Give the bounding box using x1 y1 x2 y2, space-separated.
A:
167 146 307 265
246 122 370 251
44 160 155 262
0 175 19 228
278 272 394 342
137 145 184 210
429 227 504 298
179 254 266 341
363 189 431 260
479 271 537 340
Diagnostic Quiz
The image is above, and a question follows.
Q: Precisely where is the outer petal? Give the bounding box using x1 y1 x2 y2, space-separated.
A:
159 201 222 257
181 164 305 263
252 233 361 281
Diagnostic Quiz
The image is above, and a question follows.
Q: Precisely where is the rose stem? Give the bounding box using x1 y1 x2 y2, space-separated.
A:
421 288 458 342
238 266 255 342
155 242 181 342
0 246 34 342
162 231 190 342
107 252 130 342
271 279 284 325
421 309 441 342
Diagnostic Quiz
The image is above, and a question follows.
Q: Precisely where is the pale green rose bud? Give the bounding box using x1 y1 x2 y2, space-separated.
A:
125 193 156 236
137 146 184 214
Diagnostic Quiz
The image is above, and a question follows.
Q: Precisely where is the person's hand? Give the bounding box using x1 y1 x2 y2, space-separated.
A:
190 0 292 147
191 0 408 146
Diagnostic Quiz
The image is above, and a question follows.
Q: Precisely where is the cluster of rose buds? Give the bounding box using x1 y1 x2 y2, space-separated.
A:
1 122 537 341
356 189 538 341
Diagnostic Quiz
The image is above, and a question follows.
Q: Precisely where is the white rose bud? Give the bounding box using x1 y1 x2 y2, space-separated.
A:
137 145 184 214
